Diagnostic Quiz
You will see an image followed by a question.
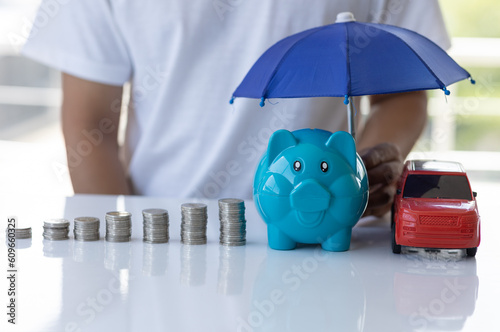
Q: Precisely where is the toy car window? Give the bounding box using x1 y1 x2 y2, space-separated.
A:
403 174 472 200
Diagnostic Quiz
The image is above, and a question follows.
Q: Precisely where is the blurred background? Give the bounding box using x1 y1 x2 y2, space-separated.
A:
0 0 499 196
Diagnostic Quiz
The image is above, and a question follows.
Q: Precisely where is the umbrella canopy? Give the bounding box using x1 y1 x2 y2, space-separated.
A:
231 12 473 106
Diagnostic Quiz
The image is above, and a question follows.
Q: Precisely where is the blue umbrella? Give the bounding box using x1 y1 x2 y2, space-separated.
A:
230 12 474 138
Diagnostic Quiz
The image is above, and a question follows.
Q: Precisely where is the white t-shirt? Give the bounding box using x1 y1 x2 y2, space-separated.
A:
23 0 450 199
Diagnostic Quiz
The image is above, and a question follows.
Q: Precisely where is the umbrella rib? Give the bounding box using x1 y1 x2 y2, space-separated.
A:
344 23 352 97
260 26 329 98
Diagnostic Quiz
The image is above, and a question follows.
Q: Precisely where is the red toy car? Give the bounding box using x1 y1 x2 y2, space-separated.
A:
392 160 480 256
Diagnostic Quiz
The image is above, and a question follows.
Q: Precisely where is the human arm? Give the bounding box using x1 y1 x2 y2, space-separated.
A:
356 90 428 216
61 73 132 195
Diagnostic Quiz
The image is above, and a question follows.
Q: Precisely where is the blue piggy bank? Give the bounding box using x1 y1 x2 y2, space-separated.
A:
253 129 369 251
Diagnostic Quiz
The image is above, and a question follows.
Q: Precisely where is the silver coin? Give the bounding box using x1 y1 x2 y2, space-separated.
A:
180 203 208 245
74 217 99 224
181 238 207 245
11 227 32 239
142 208 169 244
143 239 169 244
105 235 131 242
106 211 132 218
218 198 246 246
44 219 70 228
43 229 70 240
218 198 244 205
181 203 207 210
105 211 132 242
143 208 168 215
74 221 99 239
220 240 246 246
42 220 70 241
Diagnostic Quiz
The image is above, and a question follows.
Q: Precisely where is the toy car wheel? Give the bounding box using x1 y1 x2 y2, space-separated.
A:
466 247 477 257
391 221 401 254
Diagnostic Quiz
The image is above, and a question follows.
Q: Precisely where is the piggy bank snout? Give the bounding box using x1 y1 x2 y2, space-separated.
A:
290 179 331 212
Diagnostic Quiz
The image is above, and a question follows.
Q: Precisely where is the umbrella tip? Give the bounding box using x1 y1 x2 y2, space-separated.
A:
442 87 451 96
343 95 350 105
229 96 235 104
336 12 356 23
260 97 265 107
469 77 476 85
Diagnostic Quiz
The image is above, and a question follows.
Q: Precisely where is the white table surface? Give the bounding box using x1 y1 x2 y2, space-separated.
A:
1 178 499 332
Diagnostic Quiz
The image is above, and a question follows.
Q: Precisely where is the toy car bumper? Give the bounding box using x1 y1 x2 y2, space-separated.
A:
398 232 480 249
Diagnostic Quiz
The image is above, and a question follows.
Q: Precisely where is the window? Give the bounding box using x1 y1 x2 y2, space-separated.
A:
403 174 472 200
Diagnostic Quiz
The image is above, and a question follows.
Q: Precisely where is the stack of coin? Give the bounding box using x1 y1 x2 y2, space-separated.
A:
180 203 208 245
74 217 100 241
105 211 132 242
142 208 169 243
9 227 32 239
219 198 246 246
43 219 70 240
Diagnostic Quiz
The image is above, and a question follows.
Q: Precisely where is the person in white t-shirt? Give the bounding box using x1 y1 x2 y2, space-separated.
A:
23 0 451 216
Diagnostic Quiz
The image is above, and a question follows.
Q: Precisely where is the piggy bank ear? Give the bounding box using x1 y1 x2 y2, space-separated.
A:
267 129 297 166
325 131 356 171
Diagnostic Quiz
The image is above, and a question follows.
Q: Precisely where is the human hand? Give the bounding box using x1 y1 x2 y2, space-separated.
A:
359 143 403 217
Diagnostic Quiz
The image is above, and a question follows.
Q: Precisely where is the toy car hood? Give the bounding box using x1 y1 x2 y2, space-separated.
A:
401 199 476 213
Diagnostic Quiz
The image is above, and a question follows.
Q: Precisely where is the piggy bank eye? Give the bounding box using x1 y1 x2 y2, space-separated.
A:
320 161 329 173
293 160 302 172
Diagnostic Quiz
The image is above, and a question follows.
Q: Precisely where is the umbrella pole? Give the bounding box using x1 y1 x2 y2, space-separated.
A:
347 97 356 139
